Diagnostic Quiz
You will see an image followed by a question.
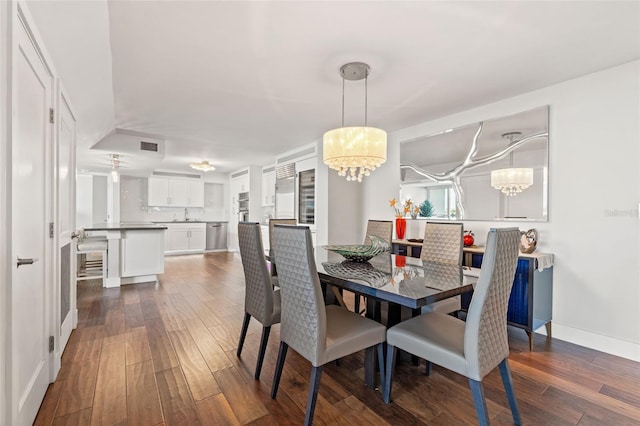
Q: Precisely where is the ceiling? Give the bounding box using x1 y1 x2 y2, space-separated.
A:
26 1 640 177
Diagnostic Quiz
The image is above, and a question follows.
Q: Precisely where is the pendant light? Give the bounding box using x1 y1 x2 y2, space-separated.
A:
111 154 120 183
490 132 534 196
323 62 387 182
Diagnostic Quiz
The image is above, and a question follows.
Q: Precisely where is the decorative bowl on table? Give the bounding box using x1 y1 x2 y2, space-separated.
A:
323 235 391 262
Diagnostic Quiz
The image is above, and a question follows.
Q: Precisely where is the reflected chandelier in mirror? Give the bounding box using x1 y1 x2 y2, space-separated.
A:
400 106 549 221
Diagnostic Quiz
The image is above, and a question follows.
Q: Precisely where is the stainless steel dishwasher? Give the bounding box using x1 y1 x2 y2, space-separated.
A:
206 222 228 251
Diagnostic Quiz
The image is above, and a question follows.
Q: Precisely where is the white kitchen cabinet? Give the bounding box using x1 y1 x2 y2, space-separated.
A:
148 177 204 207
121 230 166 277
164 223 206 253
188 181 205 207
262 166 276 207
169 225 190 251
229 166 262 252
261 225 270 251
148 177 170 206
189 224 206 250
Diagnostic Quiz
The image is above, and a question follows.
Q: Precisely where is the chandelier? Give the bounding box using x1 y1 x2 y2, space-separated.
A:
323 62 387 182
190 160 216 172
111 154 120 183
490 132 533 196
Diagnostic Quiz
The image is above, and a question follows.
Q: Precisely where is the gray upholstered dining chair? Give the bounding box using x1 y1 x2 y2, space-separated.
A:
268 218 297 282
420 221 464 315
383 228 522 426
271 225 387 426
354 220 393 313
236 222 281 380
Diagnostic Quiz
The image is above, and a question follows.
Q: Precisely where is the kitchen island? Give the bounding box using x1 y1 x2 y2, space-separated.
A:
84 223 167 287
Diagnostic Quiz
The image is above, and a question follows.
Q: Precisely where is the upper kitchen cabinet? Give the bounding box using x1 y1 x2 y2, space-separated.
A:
262 165 276 207
228 166 262 252
148 175 204 207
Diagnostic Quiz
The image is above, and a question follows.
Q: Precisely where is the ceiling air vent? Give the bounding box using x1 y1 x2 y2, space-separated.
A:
140 141 158 152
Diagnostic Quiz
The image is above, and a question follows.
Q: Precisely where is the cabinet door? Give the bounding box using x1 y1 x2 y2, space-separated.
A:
121 230 165 277
169 227 190 251
189 225 206 250
188 181 205 207
164 227 172 252
262 171 275 207
261 225 270 251
148 177 170 206
169 179 189 206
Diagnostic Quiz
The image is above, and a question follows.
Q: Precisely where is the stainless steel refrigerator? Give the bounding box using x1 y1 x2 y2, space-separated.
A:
275 163 315 224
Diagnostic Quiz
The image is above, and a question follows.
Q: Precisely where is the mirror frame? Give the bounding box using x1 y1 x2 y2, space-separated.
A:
399 106 549 222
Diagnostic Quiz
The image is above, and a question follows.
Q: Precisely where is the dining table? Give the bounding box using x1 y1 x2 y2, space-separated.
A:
269 248 480 389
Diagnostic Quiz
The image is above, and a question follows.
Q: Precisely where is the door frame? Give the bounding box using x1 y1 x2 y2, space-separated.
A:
2 1 60 423
52 85 78 379
0 1 12 422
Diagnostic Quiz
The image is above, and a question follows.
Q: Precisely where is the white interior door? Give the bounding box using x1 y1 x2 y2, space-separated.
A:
56 91 76 368
11 12 53 425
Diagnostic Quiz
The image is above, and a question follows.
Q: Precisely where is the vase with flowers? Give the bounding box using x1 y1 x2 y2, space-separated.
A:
389 198 412 239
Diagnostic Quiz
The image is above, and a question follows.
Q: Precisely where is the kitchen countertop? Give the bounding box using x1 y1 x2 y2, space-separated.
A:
85 223 168 231
152 221 228 224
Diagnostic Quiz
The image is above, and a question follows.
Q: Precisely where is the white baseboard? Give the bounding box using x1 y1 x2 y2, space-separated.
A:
121 275 157 285
535 323 640 362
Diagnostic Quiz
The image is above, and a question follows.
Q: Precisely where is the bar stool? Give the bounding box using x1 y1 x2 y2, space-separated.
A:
77 235 108 286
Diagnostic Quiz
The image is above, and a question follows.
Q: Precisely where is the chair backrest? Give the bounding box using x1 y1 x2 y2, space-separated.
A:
364 220 393 245
273 225 326 366
269 218 297 251
420 222 463 265
464 228 520 381
238 222 276 325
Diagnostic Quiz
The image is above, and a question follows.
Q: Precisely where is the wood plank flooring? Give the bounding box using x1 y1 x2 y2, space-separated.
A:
35 252 640 425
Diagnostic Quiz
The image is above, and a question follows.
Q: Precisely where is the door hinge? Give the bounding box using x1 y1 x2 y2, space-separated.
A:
49 108 55 124
49 222 54 239
49 336 54 352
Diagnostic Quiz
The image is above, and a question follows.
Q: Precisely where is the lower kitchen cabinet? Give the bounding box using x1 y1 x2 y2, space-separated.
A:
164 223 206 254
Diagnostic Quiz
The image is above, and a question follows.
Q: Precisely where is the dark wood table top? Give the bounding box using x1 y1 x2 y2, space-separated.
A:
315 250 478 310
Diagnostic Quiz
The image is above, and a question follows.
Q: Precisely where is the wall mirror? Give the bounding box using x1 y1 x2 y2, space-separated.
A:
400 106 549 221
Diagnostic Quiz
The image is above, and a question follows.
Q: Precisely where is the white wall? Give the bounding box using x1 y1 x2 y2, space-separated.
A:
363 61 640 361
92 175 107 224
75 174 93 227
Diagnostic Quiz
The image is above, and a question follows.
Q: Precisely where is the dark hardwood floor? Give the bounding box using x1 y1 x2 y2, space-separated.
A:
35 252 640 425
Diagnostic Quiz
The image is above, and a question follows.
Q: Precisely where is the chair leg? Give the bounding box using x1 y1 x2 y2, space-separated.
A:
376 343 385 392
468 379 490 426
425 360 432 376
237 313 251 358
383 344 397 404
271 342 288 399
499 358 521 425
255 326 271 380
304 366 323 426
354 294 360 313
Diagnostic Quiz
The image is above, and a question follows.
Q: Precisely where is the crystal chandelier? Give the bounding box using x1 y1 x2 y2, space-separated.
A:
111 154 120 183
491 132 533 196
190 160 216 172
323 62 387 182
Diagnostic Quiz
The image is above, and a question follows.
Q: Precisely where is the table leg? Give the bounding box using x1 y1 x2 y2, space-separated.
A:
411 308 421 366
364 346 375 389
